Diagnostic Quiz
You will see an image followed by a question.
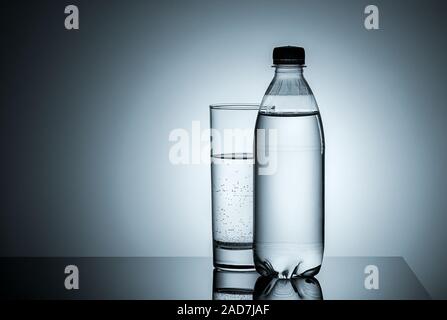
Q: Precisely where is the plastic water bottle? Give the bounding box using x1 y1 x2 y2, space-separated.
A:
254 46 325 278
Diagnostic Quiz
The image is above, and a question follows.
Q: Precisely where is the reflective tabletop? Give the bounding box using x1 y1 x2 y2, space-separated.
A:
0 257 429 299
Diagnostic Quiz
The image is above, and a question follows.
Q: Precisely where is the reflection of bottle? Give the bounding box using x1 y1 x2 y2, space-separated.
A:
253 276 323 300
213 269 258 300
255 46 325 278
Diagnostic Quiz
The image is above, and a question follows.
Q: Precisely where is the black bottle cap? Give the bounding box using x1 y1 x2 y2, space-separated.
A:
273 46 305 65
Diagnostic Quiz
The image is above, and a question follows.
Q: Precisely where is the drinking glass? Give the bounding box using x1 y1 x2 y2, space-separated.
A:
210 104 258 269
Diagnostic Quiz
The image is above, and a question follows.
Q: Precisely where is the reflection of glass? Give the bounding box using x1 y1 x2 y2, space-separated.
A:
213 269 258 300
210 104 258 269
253 276 323 300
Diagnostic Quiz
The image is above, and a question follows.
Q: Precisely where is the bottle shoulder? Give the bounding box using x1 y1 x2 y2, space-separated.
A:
260 76 319 113
266 76 313 96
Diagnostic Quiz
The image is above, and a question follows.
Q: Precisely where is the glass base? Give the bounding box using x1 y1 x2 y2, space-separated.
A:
213 241 255 270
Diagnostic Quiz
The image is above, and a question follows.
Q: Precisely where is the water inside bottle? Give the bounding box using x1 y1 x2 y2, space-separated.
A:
254 111 324 278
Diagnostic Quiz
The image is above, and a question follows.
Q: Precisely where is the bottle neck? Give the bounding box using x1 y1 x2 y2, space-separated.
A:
263 64 312 98
274 65 304 78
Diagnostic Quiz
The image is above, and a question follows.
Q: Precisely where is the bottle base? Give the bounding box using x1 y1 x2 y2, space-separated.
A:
254 243 323 278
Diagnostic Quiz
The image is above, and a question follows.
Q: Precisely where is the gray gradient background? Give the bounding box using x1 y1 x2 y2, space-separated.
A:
1 0 446 298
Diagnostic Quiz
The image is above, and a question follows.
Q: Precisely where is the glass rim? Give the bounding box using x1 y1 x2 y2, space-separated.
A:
209 103 259 110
